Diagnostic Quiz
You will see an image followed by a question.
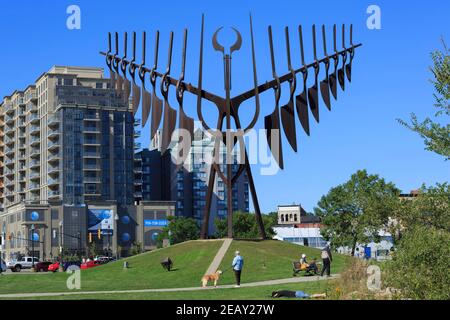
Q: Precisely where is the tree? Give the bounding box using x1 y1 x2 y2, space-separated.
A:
215 211 276 239
386 183 450 299
398 40 450 160
314 170 400 256
130 241 142 256
156 216 200 246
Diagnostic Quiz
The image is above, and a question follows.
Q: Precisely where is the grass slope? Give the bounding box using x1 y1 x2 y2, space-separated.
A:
0 240 349 297
0 240 223 294
217 240 348 285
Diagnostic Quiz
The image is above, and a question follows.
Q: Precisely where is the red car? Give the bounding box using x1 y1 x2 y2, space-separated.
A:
80 260 101 270
48 262 61 272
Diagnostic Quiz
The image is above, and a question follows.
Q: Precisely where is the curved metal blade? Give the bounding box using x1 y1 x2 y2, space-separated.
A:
329 72 338 100
116 74 123 97
123 78 131 105
320 78 331 111
264 110 284 170
132 81 141 115
338 68 346 91
346 63 352 82
178 109 194 159
308 84 320 123
295 89 310 136
161 101 177 154
280 99 297 152
141 86 151 127
150 91 163 139
110 71 116 92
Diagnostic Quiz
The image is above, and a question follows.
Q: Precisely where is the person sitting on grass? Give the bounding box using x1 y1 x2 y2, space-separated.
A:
271 290 327 299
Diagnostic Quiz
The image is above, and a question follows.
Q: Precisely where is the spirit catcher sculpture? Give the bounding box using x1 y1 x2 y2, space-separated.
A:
101 15 362 239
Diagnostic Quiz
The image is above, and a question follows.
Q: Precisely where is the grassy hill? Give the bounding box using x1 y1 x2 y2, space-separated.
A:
0 240 349 295
218 240 348 284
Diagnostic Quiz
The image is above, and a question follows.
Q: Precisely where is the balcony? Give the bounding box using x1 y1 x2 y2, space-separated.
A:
48 165 60 175
84 190 101 196
29 172 40 180
18 164 26 172
83 151 100 158
48 140 60 151
18 120 26 127
30 148 40 158
48 115 60 127
84 126 100 133
30 136 40 146
28 113 40 123
30 125 40 135
28 184 40 192
5 150 14 158
84 176 101 183
48 153 61 163
48 190 61 198
18 153 26 160
84 112 100 121
47 128 60 139
5 127 14 136
30 159 40 169
83 164 101 171
47 178 60 187
5 137 15 146
84 138 100 145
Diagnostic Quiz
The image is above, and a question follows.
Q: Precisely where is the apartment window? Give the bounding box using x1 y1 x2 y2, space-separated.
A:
51 209 59 220
63 78 74 86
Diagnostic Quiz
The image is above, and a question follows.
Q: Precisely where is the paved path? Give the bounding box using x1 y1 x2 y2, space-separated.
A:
205 238 233 275
0 274 339 299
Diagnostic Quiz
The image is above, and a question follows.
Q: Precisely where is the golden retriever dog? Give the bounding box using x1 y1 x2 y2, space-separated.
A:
201 270 223 288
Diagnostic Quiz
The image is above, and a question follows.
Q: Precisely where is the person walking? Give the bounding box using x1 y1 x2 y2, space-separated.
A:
232 251 244 288
320 245 333 277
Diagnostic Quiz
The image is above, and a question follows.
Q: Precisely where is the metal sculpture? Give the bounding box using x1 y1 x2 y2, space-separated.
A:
101 15 362 239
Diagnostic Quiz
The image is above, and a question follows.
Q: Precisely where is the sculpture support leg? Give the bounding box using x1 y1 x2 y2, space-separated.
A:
201 164 216 239
244 160 267 239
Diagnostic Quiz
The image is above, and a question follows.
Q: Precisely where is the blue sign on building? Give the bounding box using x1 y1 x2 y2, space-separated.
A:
144 220 168 227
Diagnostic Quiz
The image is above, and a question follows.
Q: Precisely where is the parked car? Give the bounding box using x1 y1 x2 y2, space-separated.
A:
48 261 81 272
1 259 6 273
35 261 52 272
6 257 39 272
48 262 61 272
80 260 102 270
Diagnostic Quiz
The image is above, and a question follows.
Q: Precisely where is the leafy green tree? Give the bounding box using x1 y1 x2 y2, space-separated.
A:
386 183 450 299
314 170 400 256
399 40 450 160
130 241 143 256
215 211 276 239
156 216 200 246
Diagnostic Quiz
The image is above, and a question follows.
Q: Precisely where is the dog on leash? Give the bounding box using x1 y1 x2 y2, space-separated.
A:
201 270 223 288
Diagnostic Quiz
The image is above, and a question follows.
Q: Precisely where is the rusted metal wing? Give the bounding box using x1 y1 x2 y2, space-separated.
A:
177 28 194 160
329 25 339 100
264 26 284 169
160 32 177 154
150 31 163 140
338 24 347 91
346 24 354 82
139 31 152 127
319 25 331 111
307 25 320 123
295 25 310 136
280 26 297 152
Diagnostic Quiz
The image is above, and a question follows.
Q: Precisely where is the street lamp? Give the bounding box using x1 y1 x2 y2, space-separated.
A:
114 214 119 260
30 224 35 270
59 220 63 261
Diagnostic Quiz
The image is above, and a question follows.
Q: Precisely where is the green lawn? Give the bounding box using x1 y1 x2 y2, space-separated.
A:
0 239 349 297
217 240 348 285
0 240 223 294
8 281 335 300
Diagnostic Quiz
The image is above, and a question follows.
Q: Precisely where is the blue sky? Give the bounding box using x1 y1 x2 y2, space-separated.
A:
1 0 449 213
